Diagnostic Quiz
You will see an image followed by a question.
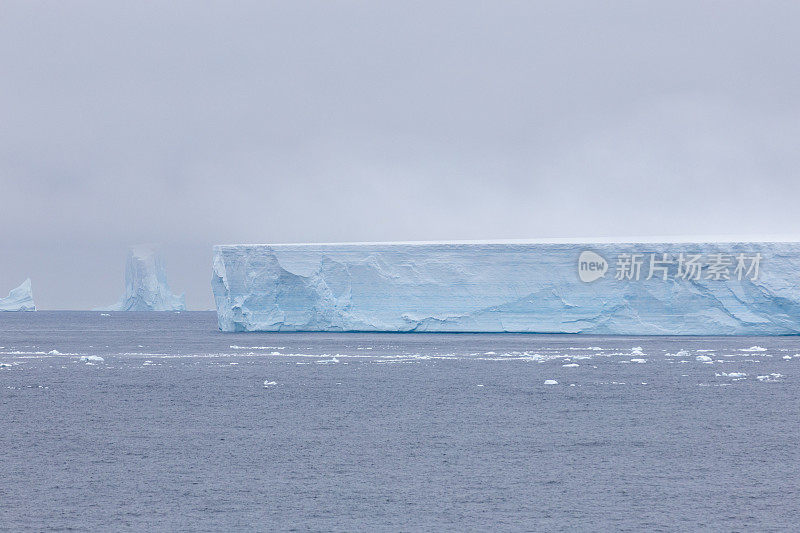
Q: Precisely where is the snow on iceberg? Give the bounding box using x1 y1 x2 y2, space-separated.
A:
212 240 800 333
0 279 35 311
98 247 185 311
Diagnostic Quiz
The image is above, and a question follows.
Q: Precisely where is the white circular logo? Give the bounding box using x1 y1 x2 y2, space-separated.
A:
578 251 608 282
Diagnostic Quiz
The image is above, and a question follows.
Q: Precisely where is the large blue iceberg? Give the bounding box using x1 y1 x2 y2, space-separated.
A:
212 240 800 334
0 278 35 311
99 247 185 311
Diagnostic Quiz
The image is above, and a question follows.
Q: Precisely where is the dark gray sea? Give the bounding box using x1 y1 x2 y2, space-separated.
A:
1 312 798 532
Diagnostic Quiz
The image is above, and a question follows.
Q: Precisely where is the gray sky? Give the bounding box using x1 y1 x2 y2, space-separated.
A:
2 1 800 309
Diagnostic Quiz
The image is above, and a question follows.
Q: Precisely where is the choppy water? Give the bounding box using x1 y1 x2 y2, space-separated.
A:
1 312 799 531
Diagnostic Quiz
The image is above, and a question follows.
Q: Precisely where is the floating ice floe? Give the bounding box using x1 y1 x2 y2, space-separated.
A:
666 349 691 357
48 350 62 355
740 346 768 352
756 373 784 382
562 363 580 368
630 358 647 364
544 379 558 385
783 355 792 360
696 355 714 363
263 380 277 387
316 357 339 364
230 345 285 350
631 346 644 356
0 363 12 368
79 355 104 363
715 372 747 378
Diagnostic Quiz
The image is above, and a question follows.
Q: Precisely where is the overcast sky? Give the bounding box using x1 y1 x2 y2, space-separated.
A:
2 1 800 309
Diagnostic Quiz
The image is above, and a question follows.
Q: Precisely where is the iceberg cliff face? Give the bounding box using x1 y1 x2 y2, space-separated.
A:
0 278 35 311
212 241 800 334
100 247 185 311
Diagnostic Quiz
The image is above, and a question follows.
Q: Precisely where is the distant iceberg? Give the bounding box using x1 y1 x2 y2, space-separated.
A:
98 247 185 311
0 278 35 311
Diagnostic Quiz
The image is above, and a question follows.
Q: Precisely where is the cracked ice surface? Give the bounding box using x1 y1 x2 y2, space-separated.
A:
211 241 800 333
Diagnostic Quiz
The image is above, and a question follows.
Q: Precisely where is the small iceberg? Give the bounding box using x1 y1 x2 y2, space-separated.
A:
79 355 105 363
544 379 558 385
696 355 713 363
263 380 277 387
0 279 35 312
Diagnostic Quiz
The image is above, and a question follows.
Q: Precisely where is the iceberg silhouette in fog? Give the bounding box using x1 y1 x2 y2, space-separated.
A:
98 247 185 311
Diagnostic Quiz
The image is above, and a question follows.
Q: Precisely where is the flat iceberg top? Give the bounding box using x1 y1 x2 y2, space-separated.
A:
215 235 800 249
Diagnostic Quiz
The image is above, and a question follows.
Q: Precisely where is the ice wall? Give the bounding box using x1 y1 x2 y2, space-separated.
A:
0 278 35 311
211 241 800 334
99 247 185 311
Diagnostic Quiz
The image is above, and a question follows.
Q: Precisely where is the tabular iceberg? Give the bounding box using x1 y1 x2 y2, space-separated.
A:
0 278 35 311
99 247 185 311
212 240 800 334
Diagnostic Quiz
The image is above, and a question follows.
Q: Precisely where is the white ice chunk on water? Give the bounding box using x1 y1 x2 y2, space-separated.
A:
666 349 690 357
97 247 185 311
79 355 104 363
263 380 277 387
544 379 558 385
48 350 62 355
696 355 714 363
740 346 768 352
756 373 784 382
630 358 647 363
0 279 35 312
631 346 644 356
782 355 792 360
562 363 580 367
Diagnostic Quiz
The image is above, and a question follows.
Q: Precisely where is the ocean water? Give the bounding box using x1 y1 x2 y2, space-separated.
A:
1 312 799 531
